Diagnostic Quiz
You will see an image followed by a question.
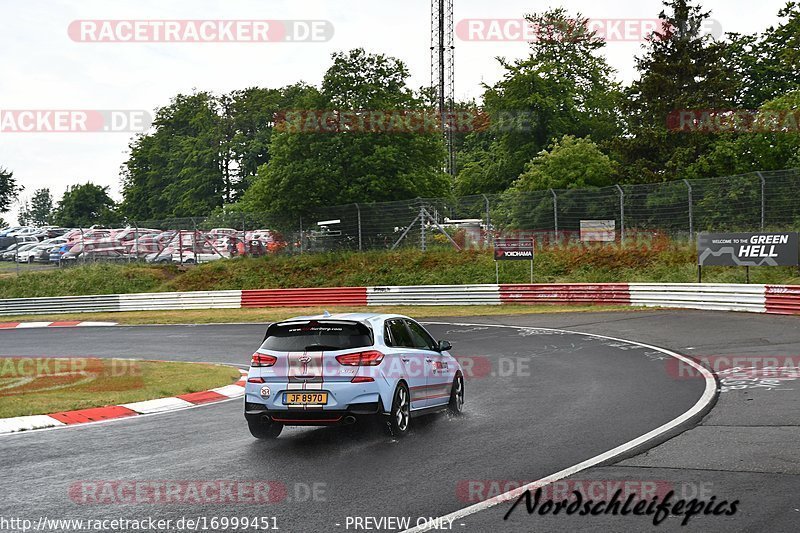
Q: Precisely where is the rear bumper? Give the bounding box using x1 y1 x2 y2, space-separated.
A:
245 401 383 426
245 378 390 410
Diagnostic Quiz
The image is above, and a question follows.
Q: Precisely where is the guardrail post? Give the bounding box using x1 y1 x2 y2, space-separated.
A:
354 203 362 252
758 171 766 230
683 179 693 241
615 185 625 243
549 188 558 242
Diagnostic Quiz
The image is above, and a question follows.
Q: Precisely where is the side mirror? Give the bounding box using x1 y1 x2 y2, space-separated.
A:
437 340 452 352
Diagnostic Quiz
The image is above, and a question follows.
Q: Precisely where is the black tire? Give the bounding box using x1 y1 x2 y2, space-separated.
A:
248 420 283 440
448 374 465 416
387 383 411 437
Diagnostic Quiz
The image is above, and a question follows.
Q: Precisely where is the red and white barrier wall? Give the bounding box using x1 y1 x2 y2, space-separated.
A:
2 284 800 317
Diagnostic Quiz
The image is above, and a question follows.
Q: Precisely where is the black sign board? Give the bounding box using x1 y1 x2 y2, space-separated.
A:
698 232 799 267
494 239 534 261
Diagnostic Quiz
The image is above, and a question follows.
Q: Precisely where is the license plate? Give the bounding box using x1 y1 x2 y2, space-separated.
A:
285 392 328 405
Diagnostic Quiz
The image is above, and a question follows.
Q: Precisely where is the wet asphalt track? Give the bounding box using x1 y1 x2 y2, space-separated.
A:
0 310 798 532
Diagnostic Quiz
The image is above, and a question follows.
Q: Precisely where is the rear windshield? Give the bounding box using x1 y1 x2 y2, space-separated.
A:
260 321 373 352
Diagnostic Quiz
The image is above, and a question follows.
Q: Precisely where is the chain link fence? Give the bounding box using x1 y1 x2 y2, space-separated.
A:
2 168 798 272
283 168 800 252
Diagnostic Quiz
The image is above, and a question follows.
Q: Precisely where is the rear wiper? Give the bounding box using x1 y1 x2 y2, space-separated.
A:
304 344 340 352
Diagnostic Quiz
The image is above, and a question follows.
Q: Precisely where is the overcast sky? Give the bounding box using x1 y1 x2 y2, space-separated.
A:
0 0 788 224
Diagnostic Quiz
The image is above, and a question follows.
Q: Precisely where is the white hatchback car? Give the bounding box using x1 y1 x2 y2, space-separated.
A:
244 313 465 439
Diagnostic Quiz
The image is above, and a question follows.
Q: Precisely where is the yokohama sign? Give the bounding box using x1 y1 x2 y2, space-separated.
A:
495 239 534 261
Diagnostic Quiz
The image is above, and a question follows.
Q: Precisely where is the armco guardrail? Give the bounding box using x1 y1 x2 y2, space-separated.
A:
0 294 122 316
1 284 798 317
119 291 243 311
367 285 501 306
500 284 631 306
764 285 800 315
629 284 766 313
242 287 367 308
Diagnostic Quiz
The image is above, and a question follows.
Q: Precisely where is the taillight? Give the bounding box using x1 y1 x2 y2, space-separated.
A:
351 376 375 383
251 353 277 367
336 350 384 366
247 377 265 383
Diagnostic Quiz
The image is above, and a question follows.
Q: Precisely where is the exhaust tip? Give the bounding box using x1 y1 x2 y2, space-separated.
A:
343 416 356 425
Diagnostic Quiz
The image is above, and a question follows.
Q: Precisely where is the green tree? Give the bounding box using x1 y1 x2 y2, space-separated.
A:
730 2 800 108
455 8 623 195
615 0 739 183
241 49 449 215
121 85 317 219
17 188 54 226
0 166 21 215
685 90 800 178
512 136 616 192
53 183 118 227
121 92 224 220
227 84 319 199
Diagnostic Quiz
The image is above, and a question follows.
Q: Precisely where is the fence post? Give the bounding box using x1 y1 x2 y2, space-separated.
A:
299 216 303 254
549 189 558 242
420 206 426 252
134 221 140 261
354 203 362 252
13 235 19 275
683 179 694 241
758 171 766 230
191 218 198 264
481 194 491 247
615 185 625 243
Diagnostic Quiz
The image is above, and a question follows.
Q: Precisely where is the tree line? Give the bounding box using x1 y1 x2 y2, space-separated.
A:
2 0 799 228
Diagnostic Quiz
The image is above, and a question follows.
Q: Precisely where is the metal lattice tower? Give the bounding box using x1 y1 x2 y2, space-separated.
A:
431 0 455 178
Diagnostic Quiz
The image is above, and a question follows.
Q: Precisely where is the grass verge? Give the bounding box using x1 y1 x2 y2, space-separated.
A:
0 304 636 326
2 242 800 299
0 359 241 418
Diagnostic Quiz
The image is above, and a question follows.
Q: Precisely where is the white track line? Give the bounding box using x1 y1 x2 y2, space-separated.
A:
403 322 718 533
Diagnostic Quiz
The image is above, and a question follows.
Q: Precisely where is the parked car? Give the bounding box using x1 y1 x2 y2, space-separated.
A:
15 238 67 263
31 239 67 263
0 235 38 253
49 243 74 265
244 313 464 439
60 241 132 264
3 242 38 261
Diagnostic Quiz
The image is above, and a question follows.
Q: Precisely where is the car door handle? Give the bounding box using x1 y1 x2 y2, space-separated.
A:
401 358 411 363
425 358 433 362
